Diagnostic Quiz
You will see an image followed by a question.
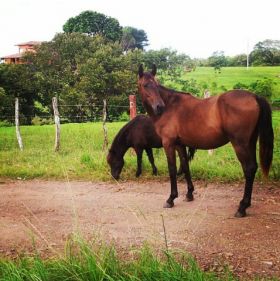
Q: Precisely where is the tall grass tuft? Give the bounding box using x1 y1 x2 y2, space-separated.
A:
0 236 236 281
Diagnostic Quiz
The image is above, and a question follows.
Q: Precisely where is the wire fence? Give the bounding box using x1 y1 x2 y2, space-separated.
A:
0 103 145 125
1 99 279 125
0 97 142 151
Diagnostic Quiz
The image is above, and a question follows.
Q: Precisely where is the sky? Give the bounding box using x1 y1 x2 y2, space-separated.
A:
1 0 279 58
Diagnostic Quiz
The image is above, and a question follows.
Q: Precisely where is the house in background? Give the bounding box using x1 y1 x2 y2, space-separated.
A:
1 41 41 64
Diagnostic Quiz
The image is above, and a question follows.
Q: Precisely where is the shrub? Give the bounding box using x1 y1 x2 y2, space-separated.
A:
233 78 274 100
272 98 280 107
249 78 274 100
0 120 13 127
233 82 248 90
118 111 130 121
31 116 53 126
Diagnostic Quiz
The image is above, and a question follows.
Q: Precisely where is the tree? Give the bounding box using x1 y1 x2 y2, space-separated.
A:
63 10 122 42
121 26 149 51
250 39 280 66
0 64 40 124
24 32 138 121
208 51 227 72
142 48 194 80
227 54 247 66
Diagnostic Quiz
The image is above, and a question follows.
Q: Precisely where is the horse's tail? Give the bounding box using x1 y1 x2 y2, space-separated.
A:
187 147 196 162
256 95 274 177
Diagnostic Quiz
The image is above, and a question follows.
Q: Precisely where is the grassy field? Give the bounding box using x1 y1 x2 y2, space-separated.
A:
185 66 280 99
0 111 279 182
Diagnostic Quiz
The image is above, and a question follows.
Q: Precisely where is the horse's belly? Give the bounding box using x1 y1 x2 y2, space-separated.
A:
179 130 228 149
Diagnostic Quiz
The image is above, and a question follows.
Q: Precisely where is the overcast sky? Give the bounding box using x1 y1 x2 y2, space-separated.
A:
1 0 279 58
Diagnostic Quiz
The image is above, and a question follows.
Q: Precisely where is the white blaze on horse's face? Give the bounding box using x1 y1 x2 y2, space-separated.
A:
138 65 165 116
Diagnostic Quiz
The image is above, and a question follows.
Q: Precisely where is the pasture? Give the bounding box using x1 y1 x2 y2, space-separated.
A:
186 66 280 99
0 111 280 181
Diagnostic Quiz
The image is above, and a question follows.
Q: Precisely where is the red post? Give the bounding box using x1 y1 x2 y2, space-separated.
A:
129 95 137 120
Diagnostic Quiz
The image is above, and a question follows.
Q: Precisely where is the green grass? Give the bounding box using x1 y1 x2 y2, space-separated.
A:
0 111 280 181
0 236 236 281
185 66 280 99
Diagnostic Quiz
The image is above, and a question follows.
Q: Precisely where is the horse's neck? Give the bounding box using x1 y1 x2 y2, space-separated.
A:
111 134 129 157
158 85 179 104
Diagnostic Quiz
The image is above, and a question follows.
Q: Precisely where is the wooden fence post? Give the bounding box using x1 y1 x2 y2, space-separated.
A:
204 90 213 155
102 99 108 151
52 97 60 152
15 98 23 151
129 95 137 120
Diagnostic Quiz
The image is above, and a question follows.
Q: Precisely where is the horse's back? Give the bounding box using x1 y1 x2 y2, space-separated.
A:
128 115 162 148
217 90 259 142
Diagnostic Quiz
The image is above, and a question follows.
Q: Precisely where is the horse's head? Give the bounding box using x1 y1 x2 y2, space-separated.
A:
137 64 165 116
107 150 124 180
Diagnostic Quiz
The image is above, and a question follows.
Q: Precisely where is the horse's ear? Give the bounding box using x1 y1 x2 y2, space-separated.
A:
151 64 157 76
138 64 144 78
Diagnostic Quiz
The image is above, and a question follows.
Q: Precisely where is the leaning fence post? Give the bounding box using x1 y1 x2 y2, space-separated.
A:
52 97 60 152
102 99 108 151
204 90 213 155
15 98 23 151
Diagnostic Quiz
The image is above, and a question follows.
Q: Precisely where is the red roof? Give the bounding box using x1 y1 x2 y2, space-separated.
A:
1 53 22 59
16 41 42 46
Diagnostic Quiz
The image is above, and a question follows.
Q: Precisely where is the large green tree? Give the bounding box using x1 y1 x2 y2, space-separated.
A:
121 26 149 51
250 39 280 66
208 51 227 72
142 48 194 80
227 54 247 66
25 33 138 121
63 10 122 42
0 64 40 124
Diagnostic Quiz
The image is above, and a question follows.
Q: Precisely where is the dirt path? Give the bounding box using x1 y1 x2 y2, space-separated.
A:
0 179 280 278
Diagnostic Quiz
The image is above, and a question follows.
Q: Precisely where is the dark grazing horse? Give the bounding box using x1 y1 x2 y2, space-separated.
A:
138 64 274 217
107 115 195 180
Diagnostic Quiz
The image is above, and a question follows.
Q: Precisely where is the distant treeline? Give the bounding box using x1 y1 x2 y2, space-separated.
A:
195 40 280 68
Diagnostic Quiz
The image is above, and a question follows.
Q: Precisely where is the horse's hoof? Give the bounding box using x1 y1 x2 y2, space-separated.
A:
135 173 141 178
163 202 174 208
234 210 246 218
184 194 194 202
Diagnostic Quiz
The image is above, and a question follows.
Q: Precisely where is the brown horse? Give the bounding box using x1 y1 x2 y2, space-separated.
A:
137 64 274 217
107 114 195 179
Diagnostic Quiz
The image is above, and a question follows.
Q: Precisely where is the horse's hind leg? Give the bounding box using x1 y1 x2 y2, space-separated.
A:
145 148 158 175
176 146 194 201
135 148 143 177
232 142 258 217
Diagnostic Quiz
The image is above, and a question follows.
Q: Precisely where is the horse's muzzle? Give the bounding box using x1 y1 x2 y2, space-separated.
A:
155 104 165 116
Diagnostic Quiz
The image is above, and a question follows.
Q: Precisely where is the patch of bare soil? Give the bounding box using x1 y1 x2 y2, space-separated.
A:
0 179 280 278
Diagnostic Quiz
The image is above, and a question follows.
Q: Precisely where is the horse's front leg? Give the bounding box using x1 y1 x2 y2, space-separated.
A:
135 148 143 177
176 146 194 201
163 142 178 208
145 148 158 175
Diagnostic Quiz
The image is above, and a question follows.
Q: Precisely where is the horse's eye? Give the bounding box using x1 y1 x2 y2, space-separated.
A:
143 84 149 88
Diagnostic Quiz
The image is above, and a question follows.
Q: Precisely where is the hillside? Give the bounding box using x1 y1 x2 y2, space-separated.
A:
185 66 280 100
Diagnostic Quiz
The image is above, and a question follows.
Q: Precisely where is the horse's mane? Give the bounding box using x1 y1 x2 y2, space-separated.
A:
110 121 132 153
158 84 192 96
109 116 145 154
